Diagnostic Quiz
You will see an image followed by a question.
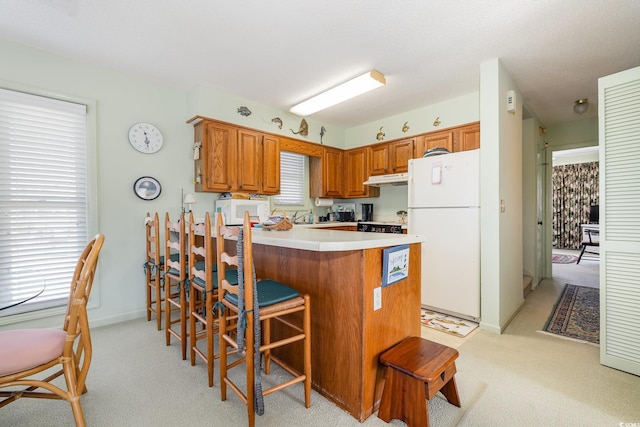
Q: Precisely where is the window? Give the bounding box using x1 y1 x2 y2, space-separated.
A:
0 88 89 316
274 151 305 206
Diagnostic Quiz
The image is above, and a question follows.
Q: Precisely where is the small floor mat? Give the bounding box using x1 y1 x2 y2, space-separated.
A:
552 254 578 264
420 309 479 338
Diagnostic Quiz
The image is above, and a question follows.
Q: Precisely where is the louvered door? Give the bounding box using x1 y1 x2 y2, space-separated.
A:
599 65 640 376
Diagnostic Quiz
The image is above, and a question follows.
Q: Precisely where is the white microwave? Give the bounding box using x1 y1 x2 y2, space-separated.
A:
215 199 270 225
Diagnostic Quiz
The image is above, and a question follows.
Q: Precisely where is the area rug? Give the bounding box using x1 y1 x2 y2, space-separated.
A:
552 254 578 264
421 309 479 338
542 284 599 345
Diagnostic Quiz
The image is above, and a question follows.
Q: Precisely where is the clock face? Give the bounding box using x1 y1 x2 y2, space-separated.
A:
128 122 163 153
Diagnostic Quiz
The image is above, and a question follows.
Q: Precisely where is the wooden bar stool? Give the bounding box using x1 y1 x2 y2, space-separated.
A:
378 336 461 427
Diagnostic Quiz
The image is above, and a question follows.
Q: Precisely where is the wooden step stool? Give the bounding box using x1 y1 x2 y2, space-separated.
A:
378 336 461 427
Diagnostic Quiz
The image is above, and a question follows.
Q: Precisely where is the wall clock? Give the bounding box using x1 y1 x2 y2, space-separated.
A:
133 176 162 200
128 122 163 153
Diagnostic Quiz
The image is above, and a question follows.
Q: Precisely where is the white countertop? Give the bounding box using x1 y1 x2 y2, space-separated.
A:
251 227 422 252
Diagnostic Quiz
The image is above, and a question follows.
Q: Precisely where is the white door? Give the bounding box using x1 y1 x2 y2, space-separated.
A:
599 65 640 376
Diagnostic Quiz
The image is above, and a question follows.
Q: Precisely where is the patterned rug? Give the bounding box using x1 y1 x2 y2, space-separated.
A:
542 284 599 344
552 254 578 264
421 309 478 338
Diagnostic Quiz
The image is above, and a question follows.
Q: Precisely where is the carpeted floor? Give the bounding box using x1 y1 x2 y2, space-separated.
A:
542 284 599 344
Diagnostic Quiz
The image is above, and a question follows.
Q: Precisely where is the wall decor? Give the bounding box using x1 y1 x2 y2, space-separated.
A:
271 117 283 129
382 244 410 287
290 118 308 136
237 106 252 116
402 122 410 133
133 176 162 201
376 127 385 141
320 126 326 144
128 122 163 154
433 117 441 127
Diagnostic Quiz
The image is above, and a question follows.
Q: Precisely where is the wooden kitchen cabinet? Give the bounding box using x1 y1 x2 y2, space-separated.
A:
370 138 414 175
310 146 343 198
343 147 379 198
454 122 480 152
236 129 261 192
261 134 280 194
188 117 280 194
415 130 453 158
193 120 237 192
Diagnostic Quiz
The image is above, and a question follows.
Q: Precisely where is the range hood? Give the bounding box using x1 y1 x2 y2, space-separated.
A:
363 172 409 186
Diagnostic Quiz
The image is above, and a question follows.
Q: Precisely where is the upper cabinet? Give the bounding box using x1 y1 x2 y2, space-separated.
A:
261 134 280 195
310 146 343 198
414 122 480 158
189 117 280 194
454 122 480 152
343 147 379 198
370 138 414 176
415 130 454 157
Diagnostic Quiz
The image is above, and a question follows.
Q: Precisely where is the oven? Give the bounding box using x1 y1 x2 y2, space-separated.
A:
356 222 403 234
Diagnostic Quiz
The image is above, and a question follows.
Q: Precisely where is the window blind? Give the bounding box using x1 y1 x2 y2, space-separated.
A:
274 151 305 205
0 88 88 316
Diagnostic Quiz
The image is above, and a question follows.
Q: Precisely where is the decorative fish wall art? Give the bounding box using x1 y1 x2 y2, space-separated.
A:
271 117 283 129
376 127 385 141
291 118 308 136
402 122 410 133
237 106 252 116
320 126 326 144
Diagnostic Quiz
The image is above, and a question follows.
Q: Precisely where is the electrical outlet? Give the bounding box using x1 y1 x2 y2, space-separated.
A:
374 287 382 311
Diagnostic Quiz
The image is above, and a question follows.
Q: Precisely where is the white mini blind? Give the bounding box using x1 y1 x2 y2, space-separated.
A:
0 88 88 316
274 151 305 205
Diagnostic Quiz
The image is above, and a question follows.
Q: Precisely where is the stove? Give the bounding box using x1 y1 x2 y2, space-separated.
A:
356 222 403 234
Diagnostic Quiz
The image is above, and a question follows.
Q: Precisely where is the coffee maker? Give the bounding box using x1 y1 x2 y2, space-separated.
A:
361 203 373 222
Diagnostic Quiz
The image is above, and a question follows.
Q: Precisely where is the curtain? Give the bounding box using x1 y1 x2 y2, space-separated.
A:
552 162 599 249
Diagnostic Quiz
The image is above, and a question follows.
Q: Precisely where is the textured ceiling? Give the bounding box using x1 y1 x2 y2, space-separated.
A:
1 1 639 128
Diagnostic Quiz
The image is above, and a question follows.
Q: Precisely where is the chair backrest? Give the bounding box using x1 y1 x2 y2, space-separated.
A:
62 234 105 392
165 212 186 279
216 212 241 301
145 212 162 281
188 212 213 289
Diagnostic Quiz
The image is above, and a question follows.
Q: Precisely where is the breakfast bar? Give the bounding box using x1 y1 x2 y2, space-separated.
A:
247 227 422 421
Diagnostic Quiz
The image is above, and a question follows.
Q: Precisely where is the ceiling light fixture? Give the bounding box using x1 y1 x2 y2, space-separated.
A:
573 98 589 114
290 70 386 116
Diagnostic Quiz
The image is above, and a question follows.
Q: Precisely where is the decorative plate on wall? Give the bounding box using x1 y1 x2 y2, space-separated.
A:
133 176 161 200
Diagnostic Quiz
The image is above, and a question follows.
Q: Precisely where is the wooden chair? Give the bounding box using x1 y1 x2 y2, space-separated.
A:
188 212 239 386
165 212 189 359
145 212 164 330
216 211 311 427
577 228 599 264
0 234 105 427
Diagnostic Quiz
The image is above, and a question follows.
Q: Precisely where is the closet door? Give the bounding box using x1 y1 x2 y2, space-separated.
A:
599 65 640 376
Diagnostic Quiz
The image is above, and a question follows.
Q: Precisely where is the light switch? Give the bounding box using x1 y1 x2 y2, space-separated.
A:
374 287 382 311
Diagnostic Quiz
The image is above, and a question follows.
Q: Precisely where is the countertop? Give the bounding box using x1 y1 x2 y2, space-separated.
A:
251 227 421 252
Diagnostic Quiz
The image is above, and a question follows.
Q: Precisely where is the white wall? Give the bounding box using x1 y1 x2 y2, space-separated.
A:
345 92 479 148
479 59 524 333
0 39 192 328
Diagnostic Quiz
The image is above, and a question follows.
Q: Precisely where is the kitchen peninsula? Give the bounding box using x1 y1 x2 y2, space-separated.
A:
247 227 422 421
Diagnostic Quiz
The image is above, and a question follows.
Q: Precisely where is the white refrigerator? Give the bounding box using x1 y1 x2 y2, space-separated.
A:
407 149 480 321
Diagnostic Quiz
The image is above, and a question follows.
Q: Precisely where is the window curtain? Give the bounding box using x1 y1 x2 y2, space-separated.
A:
552 161 599 249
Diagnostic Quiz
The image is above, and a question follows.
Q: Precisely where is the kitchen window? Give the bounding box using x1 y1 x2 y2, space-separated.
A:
274 151 305 206
0 87 91 319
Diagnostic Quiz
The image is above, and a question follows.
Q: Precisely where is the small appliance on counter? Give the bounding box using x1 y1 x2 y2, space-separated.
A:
361 203 373 222
332 203 355 222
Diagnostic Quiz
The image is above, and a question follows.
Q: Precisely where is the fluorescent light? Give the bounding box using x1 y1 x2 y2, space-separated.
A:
290 70 386 116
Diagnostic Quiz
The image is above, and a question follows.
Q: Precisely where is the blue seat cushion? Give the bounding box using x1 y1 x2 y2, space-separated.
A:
191 269 238 289
194 261 217 272
224 279 300 308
